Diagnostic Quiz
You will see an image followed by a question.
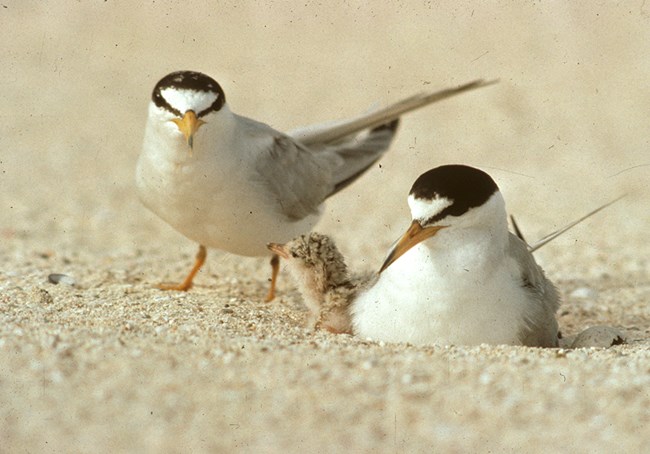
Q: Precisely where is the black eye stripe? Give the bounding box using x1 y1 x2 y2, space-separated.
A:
197 95 223 118
153 91 182 117
152 71 226 116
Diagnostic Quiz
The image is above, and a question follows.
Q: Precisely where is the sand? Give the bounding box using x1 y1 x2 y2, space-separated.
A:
1 2 649 452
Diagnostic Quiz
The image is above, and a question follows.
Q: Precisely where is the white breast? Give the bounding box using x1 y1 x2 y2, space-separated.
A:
136 103 320 256
351 230 531 346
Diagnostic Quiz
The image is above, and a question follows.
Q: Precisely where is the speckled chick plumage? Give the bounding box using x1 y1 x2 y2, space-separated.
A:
270 233 374 333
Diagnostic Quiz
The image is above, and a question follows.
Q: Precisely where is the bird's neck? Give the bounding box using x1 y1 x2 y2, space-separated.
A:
414 224 510 280
188 105 238 161
142 103 236 165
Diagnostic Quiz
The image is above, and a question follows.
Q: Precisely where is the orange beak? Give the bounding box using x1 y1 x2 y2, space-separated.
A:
379 220 447 273
170 110 205 153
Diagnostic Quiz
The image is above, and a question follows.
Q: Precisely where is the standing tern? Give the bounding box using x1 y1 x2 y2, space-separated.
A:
136 71 495 300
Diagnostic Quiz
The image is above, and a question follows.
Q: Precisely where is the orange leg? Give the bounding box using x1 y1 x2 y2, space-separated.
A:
159 245 207 291
264 254 280 302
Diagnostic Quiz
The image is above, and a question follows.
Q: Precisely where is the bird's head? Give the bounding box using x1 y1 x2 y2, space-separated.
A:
380 164 505 273
150 71 226 154
267 233 350 289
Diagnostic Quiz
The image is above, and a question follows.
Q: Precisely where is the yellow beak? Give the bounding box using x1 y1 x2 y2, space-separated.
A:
379 220 447 273
170 110 205 152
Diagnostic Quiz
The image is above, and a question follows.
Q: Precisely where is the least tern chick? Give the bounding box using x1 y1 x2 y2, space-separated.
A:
268 233 374 334
137 71 495 301
352 164 560 347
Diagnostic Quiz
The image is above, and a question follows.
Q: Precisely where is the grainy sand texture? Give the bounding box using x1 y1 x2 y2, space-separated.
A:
2 2 650 452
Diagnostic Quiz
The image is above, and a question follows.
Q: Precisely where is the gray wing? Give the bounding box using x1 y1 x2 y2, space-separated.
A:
252 120 400 221
255 79 496 221
508 233 561 347
327 119 400 195
289 79 497 145
253 133 341 220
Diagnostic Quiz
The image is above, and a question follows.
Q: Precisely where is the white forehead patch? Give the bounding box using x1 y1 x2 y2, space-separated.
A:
160 87 219 114
407 194 453 222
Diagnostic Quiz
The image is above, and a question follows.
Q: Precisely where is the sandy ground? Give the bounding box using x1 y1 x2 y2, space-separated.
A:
2 1 650 452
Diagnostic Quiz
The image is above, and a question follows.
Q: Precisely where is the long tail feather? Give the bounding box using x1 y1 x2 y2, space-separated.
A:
293 79 498 146
527 195 626 253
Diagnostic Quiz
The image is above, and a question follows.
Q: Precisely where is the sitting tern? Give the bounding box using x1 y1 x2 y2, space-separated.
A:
351 164 561 346
351 165 560 347
268 171 620 347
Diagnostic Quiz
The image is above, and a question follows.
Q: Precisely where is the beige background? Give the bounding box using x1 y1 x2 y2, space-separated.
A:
1 1 649 452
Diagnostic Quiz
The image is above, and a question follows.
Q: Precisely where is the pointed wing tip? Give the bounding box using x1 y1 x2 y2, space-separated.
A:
528 194 626 253
411 77 499 105
510 214 527 243
459 78 500 90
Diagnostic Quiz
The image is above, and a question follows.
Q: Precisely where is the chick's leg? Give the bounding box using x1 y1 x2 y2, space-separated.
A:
265 254 280 302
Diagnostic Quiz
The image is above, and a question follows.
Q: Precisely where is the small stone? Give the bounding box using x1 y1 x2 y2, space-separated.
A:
571 326 626 349
48 273 76 286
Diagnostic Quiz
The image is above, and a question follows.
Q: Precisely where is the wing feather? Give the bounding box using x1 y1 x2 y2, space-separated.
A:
508 234 560 347
254 134 341 220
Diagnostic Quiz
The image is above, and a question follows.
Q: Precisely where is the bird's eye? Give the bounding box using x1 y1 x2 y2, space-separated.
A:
291 251 298 258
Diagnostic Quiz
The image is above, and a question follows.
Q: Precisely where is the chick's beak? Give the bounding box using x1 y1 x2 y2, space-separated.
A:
170 110 205 152
267 242 289 259
379 220 447 273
